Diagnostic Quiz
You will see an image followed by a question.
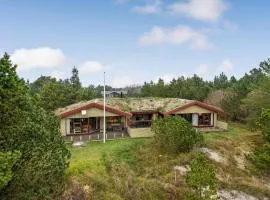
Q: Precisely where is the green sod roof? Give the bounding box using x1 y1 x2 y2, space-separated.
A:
55 97 195 116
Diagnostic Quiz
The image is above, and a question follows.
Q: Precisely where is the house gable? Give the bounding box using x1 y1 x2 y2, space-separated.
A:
172 105 215 114
65 107 120 118
163 101 224 116
59 103 132 118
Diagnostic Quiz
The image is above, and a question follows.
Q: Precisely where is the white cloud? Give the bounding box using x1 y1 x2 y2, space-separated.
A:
78 61 105 74
193 59 234 80
168 0 227 22
217 59 233 72
50 71 67 80
194 64 209 77
139 26 166 45
132 0 163 14
11 47 66 71
138 25 213 50
111 76 135 88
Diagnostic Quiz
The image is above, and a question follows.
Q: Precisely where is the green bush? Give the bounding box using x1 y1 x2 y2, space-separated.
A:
185 153 218 200
251 144 270 174
152 116 202 153
0 105 71 200
257 108 270 142
0 151 21 190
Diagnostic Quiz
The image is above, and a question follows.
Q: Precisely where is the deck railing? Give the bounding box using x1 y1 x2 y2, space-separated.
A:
64 129 129 142
64 130 129 142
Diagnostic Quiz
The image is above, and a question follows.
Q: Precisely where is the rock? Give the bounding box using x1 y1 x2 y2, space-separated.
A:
199 147 226 163
72 141 85 148
173 165 190 175
218 190 263 200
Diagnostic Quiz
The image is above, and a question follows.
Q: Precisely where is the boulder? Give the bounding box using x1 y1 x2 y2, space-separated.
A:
218 190 267 200
199 147 226 163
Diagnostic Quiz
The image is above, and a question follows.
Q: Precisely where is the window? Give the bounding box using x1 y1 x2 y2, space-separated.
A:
70 118 82 134
69 118 97 134
179 113 192 123
130 113 153 128
198 113 211 126
133 114 152 121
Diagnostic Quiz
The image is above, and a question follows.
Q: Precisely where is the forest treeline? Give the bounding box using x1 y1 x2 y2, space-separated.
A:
29 58 270 128
141 60 270 126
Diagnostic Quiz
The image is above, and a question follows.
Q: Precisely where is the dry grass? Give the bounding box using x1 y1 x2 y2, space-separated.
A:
203 123 270 197
64 123 270 199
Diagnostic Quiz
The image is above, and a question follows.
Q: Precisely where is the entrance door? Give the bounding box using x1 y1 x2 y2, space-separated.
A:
88 117 97 132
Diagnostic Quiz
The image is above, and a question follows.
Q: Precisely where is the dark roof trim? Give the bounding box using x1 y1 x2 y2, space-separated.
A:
59 103 132 118
163 101 224 116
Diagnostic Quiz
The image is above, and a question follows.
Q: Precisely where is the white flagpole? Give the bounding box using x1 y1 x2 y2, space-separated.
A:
103 72 106 143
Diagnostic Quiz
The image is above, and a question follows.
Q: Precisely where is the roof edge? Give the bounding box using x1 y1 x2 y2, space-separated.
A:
163 101 224 116
58 102 132 118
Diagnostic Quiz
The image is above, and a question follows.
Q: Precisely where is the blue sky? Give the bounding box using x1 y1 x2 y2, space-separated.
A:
0 0 270 87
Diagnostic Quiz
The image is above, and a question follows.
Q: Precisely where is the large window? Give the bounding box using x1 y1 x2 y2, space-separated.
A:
69 117 97 134
179 113 192 123
129 113 153 128
106 116 123 132
198 113 211 126
133 114 152 121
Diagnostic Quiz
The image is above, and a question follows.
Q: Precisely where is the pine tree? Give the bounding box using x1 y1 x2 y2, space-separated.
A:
0 53 70 199
70 66 81 89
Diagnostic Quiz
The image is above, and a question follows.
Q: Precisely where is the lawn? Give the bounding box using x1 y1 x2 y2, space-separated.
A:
204 123 261 148
67 124 259 176
67 138 148 176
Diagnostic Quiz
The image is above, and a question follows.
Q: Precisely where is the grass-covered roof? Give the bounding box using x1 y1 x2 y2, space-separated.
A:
56 97 195 116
